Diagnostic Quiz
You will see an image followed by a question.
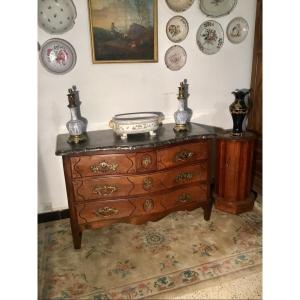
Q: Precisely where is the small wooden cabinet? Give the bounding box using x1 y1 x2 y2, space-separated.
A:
56 123 216 249
214 132 256 214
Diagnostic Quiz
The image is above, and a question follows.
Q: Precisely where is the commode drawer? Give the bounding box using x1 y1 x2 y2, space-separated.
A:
157 141 208 170
160 184 208 209
70 153 135 178
72 162 208 202
76 199 136 224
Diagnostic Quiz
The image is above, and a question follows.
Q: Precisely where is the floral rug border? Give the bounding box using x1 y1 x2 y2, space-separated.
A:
86 247 262 300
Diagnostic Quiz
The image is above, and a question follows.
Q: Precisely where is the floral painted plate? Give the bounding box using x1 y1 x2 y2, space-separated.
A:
227 17 249 44
199 0 237 18
196 20 224 55
166 16 189 43
39 38 77 74
165 45 187 71
166 0 195 12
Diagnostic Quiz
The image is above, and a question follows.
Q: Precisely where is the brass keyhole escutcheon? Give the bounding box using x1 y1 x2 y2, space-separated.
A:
142 155 152 168
143 177 154 191
178 193 192 203
143 199 154 212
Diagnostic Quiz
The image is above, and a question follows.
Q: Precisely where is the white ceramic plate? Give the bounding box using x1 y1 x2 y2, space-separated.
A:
165 45 187 71
166 0 195 12
199 0 237 18
39 38 77 74
227 17 249 44
196 20 224 55
38 0 77 34
166 16 189 43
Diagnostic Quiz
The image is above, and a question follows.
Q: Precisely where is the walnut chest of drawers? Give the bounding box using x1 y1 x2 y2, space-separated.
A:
56 123 216 249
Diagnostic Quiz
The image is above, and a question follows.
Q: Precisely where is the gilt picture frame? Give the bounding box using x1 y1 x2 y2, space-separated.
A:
88 0 158 63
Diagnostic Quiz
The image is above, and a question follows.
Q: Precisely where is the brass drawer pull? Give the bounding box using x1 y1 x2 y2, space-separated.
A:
178 193 192 203
142 155 152 168
96 207 119 217
90 161 119 173
143 177 154 190
175 150 194 162
93 185 118 196
176 172 193 183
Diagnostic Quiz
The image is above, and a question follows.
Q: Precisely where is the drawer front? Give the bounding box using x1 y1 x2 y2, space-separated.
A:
72 163 208 202
73 177 134 201
70 153 135 178
160 184 208 209
161 162 208 188
157 141 208 170
76 199 136 224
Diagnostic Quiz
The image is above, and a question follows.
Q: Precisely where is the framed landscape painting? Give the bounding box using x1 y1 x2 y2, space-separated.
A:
88 0 158 63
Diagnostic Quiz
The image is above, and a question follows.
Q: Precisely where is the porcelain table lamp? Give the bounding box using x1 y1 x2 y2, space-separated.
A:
174 81 189 132
66 88 87 144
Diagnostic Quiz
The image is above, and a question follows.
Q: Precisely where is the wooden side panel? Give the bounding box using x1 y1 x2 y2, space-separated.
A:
248 0 262 194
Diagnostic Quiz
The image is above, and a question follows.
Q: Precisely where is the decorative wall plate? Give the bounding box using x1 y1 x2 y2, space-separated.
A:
165 45 187 71
199 0 237 18
38 0 77 34
196 20 224 55
166 16 189 43
166 0 195 12
39 38 77 74
227 17 249 44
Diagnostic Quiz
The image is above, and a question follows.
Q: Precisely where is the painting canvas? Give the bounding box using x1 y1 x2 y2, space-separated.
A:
88 0 158 63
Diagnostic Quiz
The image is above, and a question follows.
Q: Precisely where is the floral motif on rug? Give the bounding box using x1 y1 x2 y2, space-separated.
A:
38 208 262 300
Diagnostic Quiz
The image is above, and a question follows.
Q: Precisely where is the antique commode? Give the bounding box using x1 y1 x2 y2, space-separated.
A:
56 123 216 249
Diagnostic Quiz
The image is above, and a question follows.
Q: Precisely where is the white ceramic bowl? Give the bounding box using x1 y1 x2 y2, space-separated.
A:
38 0 77 34
109 112 164 139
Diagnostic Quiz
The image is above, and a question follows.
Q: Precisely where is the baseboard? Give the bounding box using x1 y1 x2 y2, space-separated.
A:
38 209 70 224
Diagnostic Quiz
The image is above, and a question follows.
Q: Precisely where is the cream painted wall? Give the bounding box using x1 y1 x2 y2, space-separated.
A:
38 0 257 213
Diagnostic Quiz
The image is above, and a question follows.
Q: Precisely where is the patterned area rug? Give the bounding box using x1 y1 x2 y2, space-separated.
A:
38 207 262 300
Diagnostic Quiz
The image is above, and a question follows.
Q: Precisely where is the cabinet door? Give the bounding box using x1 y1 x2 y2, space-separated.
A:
223 141 254 201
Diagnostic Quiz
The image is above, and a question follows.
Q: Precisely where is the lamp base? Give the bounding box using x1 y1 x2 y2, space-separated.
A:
173 123 189 132
67 133 87 144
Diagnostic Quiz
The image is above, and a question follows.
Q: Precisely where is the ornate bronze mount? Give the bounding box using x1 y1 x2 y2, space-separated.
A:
93 185 118 196
96 207 119 217
143 177 154 191
176 172 193 183
178 193 192 203
173 123 189 132
175 150 194 162
90 161 119 173
142 155 152 168
143 199 154 212
67 133 87 144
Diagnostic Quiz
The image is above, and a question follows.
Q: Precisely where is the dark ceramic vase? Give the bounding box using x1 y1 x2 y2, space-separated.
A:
229 89 250 136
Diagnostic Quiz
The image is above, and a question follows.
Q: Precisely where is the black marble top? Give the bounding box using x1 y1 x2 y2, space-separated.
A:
55 123 217 156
